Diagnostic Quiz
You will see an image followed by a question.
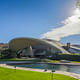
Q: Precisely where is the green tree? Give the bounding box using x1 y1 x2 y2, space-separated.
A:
1 49 17 59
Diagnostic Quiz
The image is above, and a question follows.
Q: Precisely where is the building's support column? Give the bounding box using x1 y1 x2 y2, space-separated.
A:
23 49 27 56
47 47 52 56
27 46 34 57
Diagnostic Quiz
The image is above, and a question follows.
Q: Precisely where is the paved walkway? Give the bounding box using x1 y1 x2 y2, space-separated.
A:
0 64 80 80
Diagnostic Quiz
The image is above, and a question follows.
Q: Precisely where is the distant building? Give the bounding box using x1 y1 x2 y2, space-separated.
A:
0 43 8 50
62 42 80 54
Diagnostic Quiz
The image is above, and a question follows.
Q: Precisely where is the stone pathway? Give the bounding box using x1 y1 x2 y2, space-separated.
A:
0 64 80 80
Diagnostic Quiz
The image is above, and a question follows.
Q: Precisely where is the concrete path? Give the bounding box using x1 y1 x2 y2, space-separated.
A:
0 64 80 80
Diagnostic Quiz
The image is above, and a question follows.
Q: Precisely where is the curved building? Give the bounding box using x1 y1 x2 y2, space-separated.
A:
9 37 69 58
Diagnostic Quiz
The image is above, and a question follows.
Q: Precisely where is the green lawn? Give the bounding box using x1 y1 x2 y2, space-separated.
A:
0 67 78 80
71 61 80 63
0 58 33 61
0 58 59 63
0 58 80 64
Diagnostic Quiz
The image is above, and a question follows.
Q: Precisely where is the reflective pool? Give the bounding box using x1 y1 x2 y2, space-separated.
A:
9 63 80 74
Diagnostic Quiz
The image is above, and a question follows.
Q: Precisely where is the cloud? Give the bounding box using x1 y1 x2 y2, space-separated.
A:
41 8 80 41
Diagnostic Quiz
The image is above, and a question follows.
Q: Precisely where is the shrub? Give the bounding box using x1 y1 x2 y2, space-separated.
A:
55 54 80 61
1 49 17 59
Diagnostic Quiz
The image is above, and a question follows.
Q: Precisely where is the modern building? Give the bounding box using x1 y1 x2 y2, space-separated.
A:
8 37 80 58
9 37 69 58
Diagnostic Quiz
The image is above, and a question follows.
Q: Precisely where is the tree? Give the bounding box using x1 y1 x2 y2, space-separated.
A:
1 49 17 59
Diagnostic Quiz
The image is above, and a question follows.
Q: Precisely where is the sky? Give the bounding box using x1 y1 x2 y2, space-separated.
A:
0 0 80 44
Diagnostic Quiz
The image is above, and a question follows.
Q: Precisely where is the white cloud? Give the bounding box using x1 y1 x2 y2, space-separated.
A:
41 8 80 41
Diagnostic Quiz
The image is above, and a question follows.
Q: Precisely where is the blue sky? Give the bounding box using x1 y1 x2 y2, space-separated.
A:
0 0 80 44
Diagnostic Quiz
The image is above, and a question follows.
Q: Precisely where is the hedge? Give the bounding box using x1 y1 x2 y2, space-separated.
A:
55 54 80 61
